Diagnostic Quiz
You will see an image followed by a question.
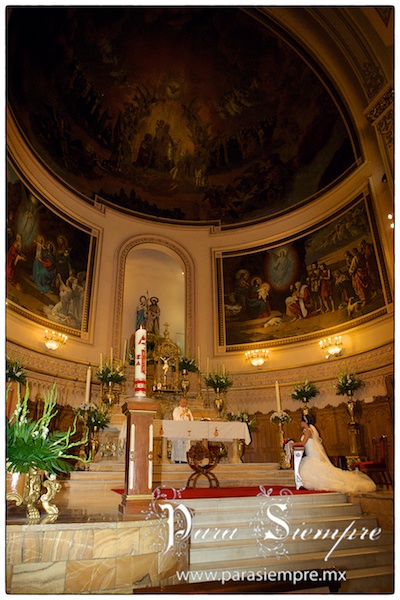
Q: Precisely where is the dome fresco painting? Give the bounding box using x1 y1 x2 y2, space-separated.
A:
7 6 358 226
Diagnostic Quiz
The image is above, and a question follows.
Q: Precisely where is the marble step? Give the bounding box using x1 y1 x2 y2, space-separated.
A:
190 543 393 581
190 514 378 541
188 501 363 526
67 462 295 489
188 529 392 564
342 564 394 593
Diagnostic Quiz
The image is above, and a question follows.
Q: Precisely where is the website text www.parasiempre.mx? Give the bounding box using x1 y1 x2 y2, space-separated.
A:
176 568 346 586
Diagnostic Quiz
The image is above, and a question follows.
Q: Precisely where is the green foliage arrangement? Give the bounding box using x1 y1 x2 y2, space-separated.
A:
179 357 199 373
6 383 85 474
95 363 126 384
204 371 233 392
270 410 292 424
6 358 27 384
335 371 364 395
291 380 319 402
74 402 111 430
226 409 257 431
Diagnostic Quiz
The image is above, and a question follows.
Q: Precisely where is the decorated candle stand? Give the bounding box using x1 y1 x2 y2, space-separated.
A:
204 368 233 420
271 381 292 469
96 349 126 407
335 370 365 466
119 325 158 515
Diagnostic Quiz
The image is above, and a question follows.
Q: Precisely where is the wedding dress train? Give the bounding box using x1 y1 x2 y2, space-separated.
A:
300 424 376 493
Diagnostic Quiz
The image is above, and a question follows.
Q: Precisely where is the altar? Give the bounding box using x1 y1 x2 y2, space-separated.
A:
153 419 251 464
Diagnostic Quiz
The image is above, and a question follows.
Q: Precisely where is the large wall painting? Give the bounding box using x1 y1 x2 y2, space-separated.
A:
216 193 391 350
7 6 358 226
6 163 97 337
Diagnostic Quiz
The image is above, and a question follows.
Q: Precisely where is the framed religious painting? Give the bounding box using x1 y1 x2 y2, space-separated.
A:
6 162 98 338
215 191 392 351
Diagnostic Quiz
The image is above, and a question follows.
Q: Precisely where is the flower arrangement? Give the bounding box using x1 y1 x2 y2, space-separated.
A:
6 383 84 474
226 409 257 432
95 363 125 384
74 402 111 431
204 371 233 392
270 410 292 424
6 358 27 384
179 357 199 373
335 371 364 396
291 380 319 402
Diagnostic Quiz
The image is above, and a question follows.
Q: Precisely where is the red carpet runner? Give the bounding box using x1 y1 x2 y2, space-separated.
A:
112 485 328 499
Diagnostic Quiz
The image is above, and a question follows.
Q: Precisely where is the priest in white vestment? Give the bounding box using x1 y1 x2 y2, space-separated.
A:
171 398 194 463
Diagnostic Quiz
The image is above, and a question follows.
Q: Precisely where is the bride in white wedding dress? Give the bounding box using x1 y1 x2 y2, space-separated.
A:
299 416 377 493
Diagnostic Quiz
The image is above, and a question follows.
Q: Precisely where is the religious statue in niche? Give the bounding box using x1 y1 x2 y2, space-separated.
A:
135 293 160 337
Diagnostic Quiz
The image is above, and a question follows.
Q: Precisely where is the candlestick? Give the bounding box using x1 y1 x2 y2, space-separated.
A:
275 381 282 412
84 367 91 404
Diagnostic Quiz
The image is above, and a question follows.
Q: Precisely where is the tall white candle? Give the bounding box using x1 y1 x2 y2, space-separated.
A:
123 339 127 363
84 367 91 404
275 381 282 412
134 326 147 397
222 364 226 376
110 347 113 365
197 346 201 370
206 356 210 377
100 353 103 370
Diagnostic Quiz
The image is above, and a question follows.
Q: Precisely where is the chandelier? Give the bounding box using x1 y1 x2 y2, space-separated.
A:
245 349 269 367
318 336 343 359
44 330 68 351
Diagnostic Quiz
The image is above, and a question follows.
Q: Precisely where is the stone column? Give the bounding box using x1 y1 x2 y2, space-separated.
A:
119 396 158 515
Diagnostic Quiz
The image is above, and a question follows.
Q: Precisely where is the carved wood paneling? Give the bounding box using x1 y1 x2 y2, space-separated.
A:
243 396 393 479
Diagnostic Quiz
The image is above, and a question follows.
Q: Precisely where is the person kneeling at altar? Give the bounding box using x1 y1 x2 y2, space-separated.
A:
298 414 376 494
171 397 194 463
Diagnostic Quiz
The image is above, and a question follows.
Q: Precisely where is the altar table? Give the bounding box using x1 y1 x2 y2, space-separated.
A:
153 419 251 464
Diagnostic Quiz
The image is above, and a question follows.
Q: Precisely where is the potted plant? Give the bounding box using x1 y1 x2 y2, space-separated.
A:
74 402 111 459
179 357 199 373
291 380 319 403
270 410 292 424
6 357 27 420
204 371 233 392
335 370 363 396
74 402 111 431
95 363 126 384
335 370 364 425
227 409 258 432
291 379 319 416
6 383 85 519
6 357 27 385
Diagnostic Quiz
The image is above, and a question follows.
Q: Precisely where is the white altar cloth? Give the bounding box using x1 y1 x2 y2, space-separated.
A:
153 419 251 445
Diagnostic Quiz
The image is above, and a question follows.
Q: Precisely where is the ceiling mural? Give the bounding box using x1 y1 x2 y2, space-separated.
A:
7 7 359 226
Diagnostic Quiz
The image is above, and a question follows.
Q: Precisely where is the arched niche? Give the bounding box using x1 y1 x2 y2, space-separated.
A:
113 235 195 358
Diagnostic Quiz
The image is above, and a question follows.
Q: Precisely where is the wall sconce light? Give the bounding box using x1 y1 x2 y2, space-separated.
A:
319 336 343 359
44 330 68 351
245 349 269 367
388 213 394 229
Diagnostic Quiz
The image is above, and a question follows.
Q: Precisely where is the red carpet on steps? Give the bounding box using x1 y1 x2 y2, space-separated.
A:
112 485 328 499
